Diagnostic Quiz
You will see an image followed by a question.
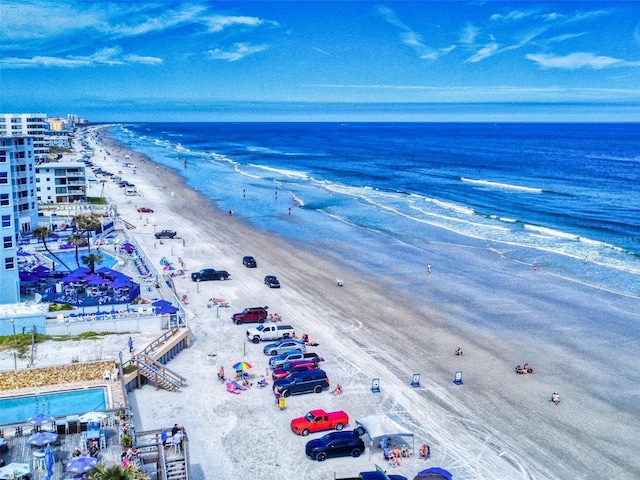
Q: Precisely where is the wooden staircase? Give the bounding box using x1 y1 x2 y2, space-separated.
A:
165 456 188 480
134 354 187 392
134 430 189 480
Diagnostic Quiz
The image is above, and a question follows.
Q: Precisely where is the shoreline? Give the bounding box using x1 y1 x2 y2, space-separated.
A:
93 124 640 479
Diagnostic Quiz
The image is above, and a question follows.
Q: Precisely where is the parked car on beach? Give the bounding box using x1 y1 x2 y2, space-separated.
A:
274 369 330 398
291 409 350 436
269 351 324 369
137 207 154 213
232 306 269 325
305 427 365 461
272 360 319 381
155 230 177 239
191 268 230 282
243 256 257 268
263 339 307 356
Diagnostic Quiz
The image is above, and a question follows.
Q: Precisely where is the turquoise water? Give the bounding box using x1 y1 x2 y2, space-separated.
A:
46 249 117 270
0 387 108 425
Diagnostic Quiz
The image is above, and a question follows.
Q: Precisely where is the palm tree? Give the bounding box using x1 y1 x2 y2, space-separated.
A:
32 226 72 272
88 463 149 480
81 252 104 274
67 233 87 268
74 213 102 251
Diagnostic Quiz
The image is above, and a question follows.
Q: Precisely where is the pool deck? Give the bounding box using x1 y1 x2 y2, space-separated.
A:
0 419 180 479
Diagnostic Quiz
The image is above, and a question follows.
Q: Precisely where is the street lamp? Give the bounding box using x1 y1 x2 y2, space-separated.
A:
10 318 17 346
10 318 17 370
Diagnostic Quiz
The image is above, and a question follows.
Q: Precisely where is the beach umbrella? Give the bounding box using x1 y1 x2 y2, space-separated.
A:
60 273 82 283
44 443 55 480
154 303 178 315
19 271 40 282
65 456 97 474
86 276 108 285
27 413 55 426
26 431 58 446
32 265 52 276
95 266 115 275
414 467 453 480
122 242 134 252
0 463 31 479
78 411 107 423
232 361 253 371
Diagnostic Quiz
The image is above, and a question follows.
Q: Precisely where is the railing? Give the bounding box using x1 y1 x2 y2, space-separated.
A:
136 354 186 389
139 327 181 357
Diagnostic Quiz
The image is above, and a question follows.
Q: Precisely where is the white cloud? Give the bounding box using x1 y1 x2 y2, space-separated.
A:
526 52 623 70
0 46 162 68
123 54 164 65
208 43 268 62
465 43 499 63
460 24 479 45
202 15 276 33
376 4 453 61
490 10 535 21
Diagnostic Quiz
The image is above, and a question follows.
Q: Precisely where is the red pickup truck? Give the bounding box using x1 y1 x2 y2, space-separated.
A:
290 409 349 436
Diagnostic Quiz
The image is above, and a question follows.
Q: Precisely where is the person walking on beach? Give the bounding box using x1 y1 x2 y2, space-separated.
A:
427 263 432 276
128 336 133 353
274 384 281 405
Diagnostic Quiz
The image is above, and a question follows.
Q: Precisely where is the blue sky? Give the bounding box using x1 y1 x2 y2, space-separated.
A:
1 1 639 122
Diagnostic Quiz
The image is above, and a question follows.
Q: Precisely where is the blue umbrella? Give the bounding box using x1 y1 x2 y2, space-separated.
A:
27 413 55 427
26 431 58 446
45 443 55 480
65 456 97 474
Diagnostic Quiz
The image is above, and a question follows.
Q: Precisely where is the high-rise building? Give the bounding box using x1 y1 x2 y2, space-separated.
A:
0 136 39 304
0 113 49 164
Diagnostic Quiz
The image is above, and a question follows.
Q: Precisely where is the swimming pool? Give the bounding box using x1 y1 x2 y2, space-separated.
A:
0 387 108 425
45 250 118 270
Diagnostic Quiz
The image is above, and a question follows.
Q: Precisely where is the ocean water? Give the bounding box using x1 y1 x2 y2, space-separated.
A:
111 122 640 298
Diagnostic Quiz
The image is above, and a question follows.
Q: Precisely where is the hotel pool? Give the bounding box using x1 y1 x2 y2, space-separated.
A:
0 387 108 425
46 250 118 270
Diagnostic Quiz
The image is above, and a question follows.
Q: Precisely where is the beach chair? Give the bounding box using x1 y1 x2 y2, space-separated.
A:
226 382 240 394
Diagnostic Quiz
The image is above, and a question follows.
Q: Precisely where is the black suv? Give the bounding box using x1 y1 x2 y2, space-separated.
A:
242 256 257 268
273 369 329 397
264 275 280 288
305 427 366 461
191 268 230 282
155 230 177 239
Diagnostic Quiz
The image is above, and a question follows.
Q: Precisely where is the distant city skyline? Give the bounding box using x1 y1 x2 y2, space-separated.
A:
1 1 639 122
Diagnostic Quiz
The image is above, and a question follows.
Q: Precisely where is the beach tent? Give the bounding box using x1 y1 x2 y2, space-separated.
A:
414 467 453 480
356 414 414 458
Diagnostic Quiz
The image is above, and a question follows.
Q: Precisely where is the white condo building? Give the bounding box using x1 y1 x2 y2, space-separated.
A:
0 137 39 304
0 113 49 164
36 162 87 204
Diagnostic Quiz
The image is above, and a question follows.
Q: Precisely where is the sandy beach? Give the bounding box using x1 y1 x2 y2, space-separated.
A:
3 124 639 480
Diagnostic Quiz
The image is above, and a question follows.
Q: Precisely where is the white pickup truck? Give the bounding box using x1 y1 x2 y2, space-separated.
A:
246 324 296 343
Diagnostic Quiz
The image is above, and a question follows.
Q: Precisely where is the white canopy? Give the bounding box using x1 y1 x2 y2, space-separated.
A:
355 414 415 457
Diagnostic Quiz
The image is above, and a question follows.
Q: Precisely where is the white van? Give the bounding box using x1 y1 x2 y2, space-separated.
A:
125 186 137 196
